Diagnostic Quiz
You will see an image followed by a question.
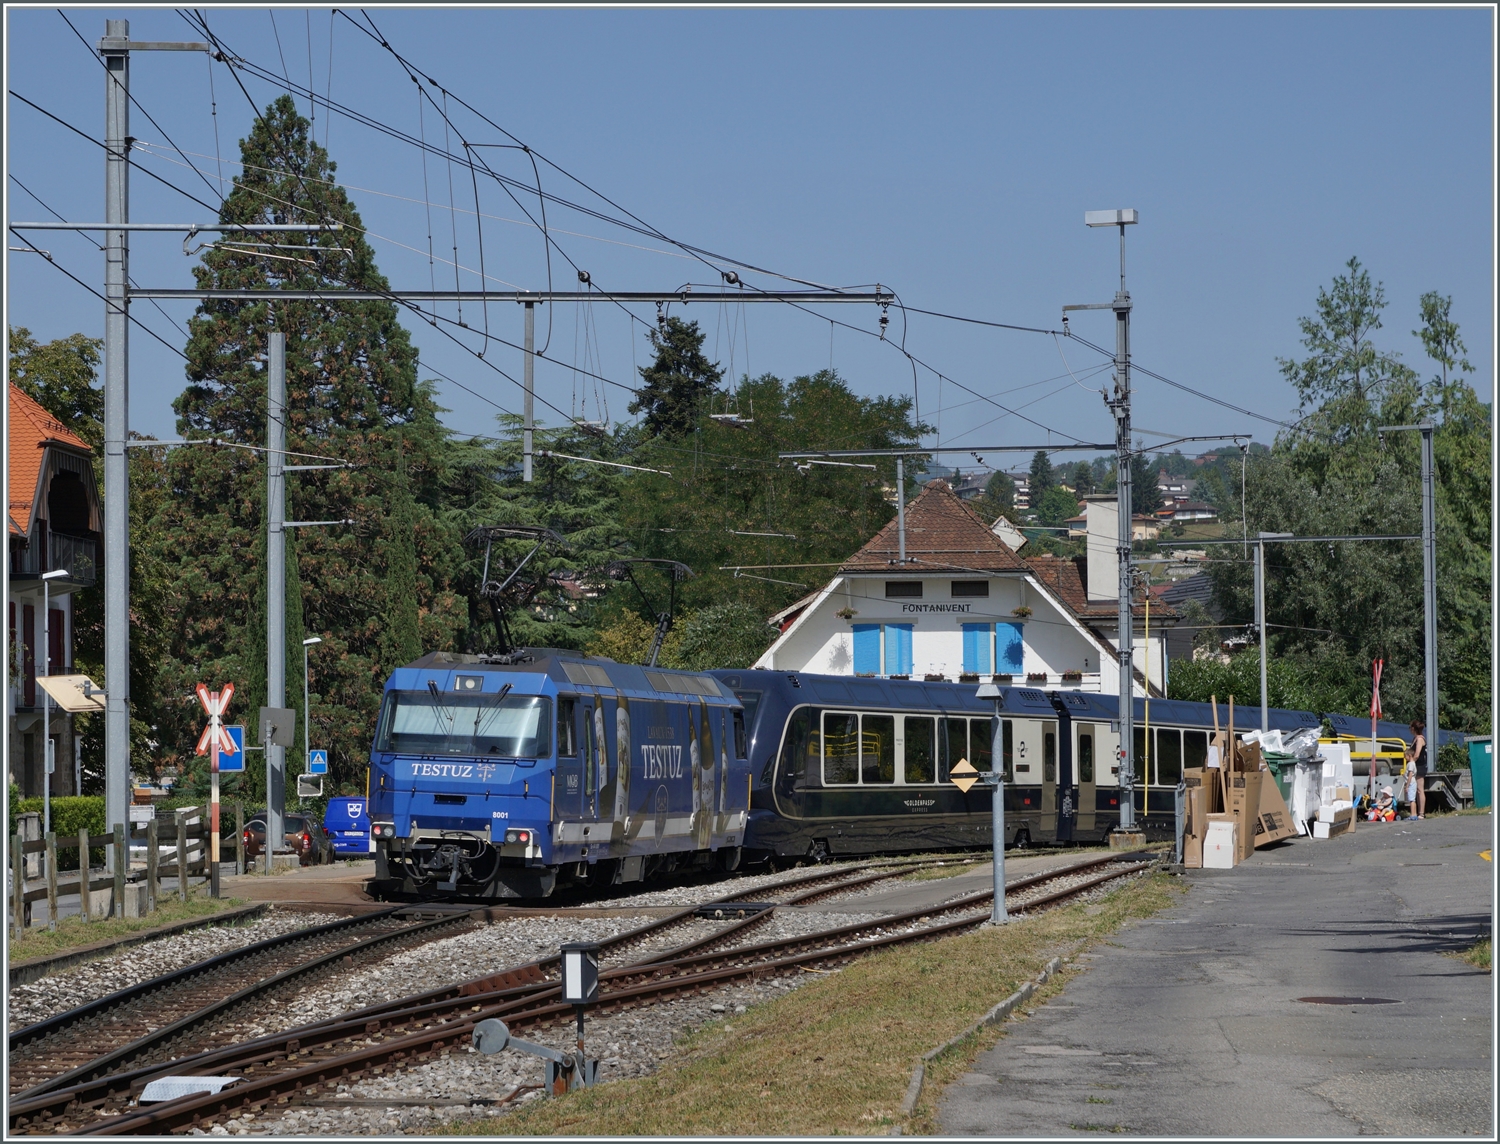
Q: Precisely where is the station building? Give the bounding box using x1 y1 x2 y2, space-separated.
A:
7 383 100 797
753 480 1174 695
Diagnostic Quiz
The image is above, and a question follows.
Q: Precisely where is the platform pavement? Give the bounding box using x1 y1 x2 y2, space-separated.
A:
939 813 1494 1138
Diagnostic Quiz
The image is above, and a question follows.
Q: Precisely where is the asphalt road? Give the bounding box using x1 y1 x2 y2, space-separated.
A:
939 813 1494 1137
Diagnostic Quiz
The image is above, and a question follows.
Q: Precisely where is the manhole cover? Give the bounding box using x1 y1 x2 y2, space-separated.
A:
1296 996 1402 1006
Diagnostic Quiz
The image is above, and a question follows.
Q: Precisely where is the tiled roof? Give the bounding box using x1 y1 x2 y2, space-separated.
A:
8 384 92 537
1023 553 1176 622
842 480 1030 574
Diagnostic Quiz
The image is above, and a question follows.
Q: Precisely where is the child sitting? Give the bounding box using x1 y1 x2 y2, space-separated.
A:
1367 786 1396 822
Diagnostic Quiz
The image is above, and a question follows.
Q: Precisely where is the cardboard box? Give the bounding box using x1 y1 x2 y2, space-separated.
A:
1228 772 1264 861
1203 818 1238 868
1183 780 1206 869
1312 813 1353 840
1238 740 1264 774
1252 775 1298 848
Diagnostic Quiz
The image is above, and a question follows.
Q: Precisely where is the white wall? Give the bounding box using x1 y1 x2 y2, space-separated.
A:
756 573 1166 691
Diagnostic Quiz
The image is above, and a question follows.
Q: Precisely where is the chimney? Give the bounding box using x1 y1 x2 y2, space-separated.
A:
1084 495 1118 603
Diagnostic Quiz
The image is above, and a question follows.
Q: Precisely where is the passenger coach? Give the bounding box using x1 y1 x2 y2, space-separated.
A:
709 668 1442 861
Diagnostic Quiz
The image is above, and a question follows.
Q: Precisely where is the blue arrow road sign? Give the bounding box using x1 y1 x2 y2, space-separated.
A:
308 749 328 775
219 725 246 772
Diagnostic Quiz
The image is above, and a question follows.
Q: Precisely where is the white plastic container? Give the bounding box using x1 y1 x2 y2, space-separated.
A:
1203 821 1238 869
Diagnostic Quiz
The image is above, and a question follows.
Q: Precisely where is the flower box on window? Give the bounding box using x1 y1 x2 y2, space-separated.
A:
1061 670 1084 683
889 674 910 681
958 673 980 684
993 674 1013 684
1027 672 1049 683
924 673 947 682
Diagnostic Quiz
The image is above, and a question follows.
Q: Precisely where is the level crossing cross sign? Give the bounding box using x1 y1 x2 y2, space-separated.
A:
949 757 979 794
308 749 328 775
195 683 236 759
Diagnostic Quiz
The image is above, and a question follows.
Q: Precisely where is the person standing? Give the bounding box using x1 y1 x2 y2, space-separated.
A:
1404 719 1428 819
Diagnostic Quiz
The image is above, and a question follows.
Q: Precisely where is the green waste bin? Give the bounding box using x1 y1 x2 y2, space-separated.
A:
1468 737 1492 809
1263 752 1297 806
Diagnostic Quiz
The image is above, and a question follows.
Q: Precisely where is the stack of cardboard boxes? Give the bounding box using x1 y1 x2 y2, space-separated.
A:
1183 703 1298 870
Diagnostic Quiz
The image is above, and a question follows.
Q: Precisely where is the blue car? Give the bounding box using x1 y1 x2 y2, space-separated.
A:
323 796 373 858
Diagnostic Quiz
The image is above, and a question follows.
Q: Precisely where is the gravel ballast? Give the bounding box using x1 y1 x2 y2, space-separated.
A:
7 909 346 1031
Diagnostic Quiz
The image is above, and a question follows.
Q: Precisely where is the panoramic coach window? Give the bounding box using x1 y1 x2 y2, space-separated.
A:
1156 729 1183 787
1183 730 1208 771
942 718 968 779
823 713 860 785
375 691 552 758
862 715 896 784
1043 731 1056 783
774 709 814 788
885 581 922 599
969 718 993 773
1003 719 1015 782
904 716 936 783
951 580 989 598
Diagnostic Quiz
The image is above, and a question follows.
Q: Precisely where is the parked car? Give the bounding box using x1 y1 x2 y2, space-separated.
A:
322 796 373 858
242 812 332 866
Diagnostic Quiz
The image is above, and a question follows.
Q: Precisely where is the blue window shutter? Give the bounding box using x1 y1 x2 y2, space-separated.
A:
885 624 913 675
962 624 991 674
997 622 1025 674
852 625 880 675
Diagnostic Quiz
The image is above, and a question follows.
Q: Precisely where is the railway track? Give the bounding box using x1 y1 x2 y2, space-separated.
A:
11 851 1157 1135
6 908 474 1103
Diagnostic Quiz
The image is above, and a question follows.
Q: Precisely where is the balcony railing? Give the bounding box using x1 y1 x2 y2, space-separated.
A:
10 530 97 584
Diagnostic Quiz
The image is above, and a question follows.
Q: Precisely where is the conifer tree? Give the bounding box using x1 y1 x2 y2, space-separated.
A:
144 95 464 790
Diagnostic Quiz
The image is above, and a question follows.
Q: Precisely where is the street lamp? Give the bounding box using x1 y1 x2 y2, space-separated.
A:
40 570 69 838
301 637 322 783
975 682 1007 924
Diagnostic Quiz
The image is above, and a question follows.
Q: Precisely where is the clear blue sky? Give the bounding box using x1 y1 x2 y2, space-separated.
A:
6 6 1494 465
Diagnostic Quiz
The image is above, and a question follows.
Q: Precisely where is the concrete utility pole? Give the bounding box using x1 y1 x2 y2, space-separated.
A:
1420 422 1438 775
1255 532 1293 733
523 301 536 482
896 456 907 564
267 332 287 857
1067 208 1139 832
101 19 132 851
1375 421 1440 774
99 22 212 847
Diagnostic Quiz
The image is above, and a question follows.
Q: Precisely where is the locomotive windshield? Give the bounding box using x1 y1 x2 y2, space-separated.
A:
374 691 552 758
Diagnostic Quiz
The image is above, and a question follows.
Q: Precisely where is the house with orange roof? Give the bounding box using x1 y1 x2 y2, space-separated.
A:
754 480 1173 700
8 383 101 798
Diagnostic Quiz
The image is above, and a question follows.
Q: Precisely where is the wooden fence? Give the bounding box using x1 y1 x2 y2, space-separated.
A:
9 802 249 938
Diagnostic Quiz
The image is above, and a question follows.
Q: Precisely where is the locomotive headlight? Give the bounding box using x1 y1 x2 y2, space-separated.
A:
372 821 395 840
504 828 532 845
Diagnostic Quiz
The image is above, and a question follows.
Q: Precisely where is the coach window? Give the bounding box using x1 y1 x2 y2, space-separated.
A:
1156 728 1183 787
823 712 860 785
904 716 936 783
775 709 813 790
1043 730 1056 783
863 715 896 784
969 718 993 773
1183 730 1208 771
733 710 748 759
1134 727 1147 783
557 698 578 757
1078 731 1094 783
941 718 968 781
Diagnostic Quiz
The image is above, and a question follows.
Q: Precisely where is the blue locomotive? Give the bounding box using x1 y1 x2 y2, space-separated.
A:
367 650 750 899
709 668 1459 862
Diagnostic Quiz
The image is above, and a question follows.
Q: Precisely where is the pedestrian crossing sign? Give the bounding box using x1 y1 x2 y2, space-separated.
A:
308 749 328 775
219 725 246 772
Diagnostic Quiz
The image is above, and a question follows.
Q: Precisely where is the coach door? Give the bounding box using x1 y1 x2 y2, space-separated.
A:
1040 721 1060 839
576 698 603 827
1075 723 1098 836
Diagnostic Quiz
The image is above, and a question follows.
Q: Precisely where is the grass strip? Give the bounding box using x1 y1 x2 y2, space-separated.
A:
1457 938 1490 970
7 894 249 962
441 869 1182 1137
